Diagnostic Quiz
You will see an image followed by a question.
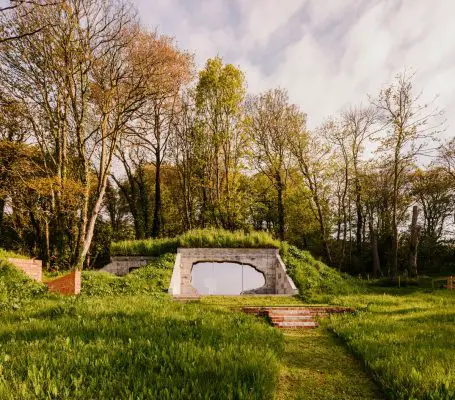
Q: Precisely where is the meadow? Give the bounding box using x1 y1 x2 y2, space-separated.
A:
2 232 455 399
326 290 455 400
0 295 283 400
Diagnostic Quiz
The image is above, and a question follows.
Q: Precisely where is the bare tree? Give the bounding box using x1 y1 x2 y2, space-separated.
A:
372 71 444 278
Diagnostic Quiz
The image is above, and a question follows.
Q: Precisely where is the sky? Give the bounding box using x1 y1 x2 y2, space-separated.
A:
133 0 455 134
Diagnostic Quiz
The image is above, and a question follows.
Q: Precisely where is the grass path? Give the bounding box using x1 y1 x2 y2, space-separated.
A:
276 329 384 400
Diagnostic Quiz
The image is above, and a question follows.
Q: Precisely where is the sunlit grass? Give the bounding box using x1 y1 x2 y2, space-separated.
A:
111 228 280 256
0 248 29 259
326 290 455 400
0 295 283 400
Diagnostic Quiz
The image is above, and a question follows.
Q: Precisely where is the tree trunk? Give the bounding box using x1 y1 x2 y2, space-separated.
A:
369 219 382 278
0 198 5 231
276 173 285 241
355 181 363 255
408 205 421 278
151 158 162 238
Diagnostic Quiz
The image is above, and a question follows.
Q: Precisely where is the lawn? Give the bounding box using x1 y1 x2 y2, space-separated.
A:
326 289 455 400
0 295 282 400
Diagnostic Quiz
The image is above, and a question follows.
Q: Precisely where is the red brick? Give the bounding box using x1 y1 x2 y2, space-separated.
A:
7 258 42 282
46 270 81 295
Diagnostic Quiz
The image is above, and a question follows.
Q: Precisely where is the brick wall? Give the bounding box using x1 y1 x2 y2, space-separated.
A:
46 270 81 295
7 258 42 282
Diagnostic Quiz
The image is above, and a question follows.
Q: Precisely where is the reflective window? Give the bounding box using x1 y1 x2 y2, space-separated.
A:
191 262 265 295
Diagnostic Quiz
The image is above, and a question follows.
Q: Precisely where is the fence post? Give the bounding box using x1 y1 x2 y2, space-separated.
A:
449 276 453 290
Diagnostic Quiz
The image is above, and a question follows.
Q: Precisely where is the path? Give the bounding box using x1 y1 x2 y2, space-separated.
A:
276 329 384 400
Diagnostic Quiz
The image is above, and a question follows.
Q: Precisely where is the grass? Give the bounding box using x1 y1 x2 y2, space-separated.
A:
0 261 47 311
0 248 29 259
281 244 365 303
326 290 455 400
81 254 175 296
276 329 383 400
0 295 283 400
111 228 280 256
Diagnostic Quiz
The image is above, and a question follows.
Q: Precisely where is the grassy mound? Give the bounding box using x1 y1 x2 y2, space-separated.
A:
0 295 283 399
327 291 455 400
281 244 365 302
81 254 175 296
0 261 47 311
0 248 29 259
111 228 280 256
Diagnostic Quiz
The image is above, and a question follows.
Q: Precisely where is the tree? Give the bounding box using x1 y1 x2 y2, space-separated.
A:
245 88 305 241
290 132 334 263
1 0 153 268
372 71 443 278
195 57 246 229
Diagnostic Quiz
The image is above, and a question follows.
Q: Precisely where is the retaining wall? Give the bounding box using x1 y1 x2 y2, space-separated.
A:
46 270 81 295
7 258 42 282
169 248 298 296
100 256 158 276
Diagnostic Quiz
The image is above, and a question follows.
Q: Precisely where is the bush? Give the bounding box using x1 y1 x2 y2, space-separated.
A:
111 228 280 256
0 261 47 311
281 244 365 302
81 254 175 296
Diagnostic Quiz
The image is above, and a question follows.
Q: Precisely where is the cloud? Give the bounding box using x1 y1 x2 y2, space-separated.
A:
133 0 455 136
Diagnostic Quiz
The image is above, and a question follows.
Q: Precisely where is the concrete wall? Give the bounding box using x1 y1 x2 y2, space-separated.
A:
100 256 158 276
169 248 298 296
7 258 42 282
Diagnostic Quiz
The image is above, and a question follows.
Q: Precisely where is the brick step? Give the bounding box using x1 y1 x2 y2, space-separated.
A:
269 315 313 322
173 295 201 302
268 310 324 316
273 321 318 328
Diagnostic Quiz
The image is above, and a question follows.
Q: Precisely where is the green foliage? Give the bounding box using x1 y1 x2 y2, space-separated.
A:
0 261 47 311
281 244 365 303
327 291 455 400
111 228 280 256
81 254 175 296
179 228 280 249
0 295 283 399
110 237 179 257
0 248 29 259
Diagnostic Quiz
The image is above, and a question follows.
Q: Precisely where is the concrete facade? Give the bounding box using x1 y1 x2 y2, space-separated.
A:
100 256 158 276
169 248 298 296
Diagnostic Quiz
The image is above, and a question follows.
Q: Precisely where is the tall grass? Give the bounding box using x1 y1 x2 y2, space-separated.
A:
81 254 175 296
0 261 47 311
111 228 280 256
0 248 29 259
281 244 365 302
327 291 455 400
0 295 283 399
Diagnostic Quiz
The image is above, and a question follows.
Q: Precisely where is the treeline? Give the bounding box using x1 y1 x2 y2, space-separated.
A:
1 0 454 277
